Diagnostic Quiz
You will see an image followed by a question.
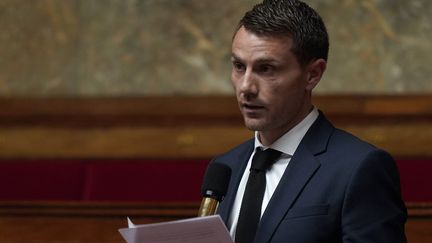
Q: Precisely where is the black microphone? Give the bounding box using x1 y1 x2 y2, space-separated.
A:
198 162 231 217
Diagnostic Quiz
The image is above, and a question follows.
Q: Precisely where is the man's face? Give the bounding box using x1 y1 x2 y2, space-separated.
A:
231 27 316 145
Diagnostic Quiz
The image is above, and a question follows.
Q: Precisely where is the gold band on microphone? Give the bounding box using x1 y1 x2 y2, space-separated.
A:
198 197 219 217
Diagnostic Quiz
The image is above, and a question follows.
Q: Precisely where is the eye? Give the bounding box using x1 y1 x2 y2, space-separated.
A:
257 64 276 74
232 61 245 72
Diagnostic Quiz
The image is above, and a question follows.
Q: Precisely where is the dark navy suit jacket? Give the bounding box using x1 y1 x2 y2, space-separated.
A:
212 112 407 243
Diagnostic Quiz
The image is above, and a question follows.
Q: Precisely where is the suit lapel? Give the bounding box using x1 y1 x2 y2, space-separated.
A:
255 147 320 243
255 112 334 243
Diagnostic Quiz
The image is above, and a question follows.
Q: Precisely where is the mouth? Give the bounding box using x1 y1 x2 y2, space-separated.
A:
241 103 266 114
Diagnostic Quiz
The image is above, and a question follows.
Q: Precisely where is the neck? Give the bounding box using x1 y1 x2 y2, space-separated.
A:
258 104 314 146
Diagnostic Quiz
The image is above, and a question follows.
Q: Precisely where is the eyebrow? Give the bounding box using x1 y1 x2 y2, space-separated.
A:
231 53 242 61
231 53 280 65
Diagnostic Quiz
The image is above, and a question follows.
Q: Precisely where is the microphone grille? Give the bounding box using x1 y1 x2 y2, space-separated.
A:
201 162 231 201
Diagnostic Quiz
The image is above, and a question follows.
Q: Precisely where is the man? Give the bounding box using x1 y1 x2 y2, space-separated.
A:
210 0 407 242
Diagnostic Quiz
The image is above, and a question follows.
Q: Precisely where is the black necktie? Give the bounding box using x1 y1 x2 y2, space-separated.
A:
235 148 282 243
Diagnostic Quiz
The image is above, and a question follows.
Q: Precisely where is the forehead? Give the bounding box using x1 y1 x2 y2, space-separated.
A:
231 27 295 63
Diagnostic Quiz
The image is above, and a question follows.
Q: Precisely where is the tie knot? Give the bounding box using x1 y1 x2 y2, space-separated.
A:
250 148 282 172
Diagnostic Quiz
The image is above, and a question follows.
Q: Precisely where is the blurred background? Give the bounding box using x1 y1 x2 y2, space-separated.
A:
0 0 431 242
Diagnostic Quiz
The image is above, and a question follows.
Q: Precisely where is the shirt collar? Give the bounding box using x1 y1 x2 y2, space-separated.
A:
254 107 319 156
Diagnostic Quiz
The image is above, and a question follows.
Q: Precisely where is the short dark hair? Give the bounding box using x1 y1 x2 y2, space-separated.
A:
236 0 329 66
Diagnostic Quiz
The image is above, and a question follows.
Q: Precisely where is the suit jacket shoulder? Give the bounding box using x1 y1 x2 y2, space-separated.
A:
213 138 254 165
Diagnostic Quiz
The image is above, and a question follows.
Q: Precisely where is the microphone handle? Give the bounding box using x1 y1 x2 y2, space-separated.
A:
198 197 219 217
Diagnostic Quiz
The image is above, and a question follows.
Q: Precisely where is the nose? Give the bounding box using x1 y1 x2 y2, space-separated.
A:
239 70 258 100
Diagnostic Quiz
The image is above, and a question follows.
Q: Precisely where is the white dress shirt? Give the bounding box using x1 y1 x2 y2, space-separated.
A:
228 107 319 239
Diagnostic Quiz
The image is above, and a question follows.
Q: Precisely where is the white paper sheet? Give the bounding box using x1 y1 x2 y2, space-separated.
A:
119 215 234 243
127 217 136 228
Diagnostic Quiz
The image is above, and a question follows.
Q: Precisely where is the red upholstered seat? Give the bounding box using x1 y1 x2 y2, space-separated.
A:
0 160 86 200
82 160 208 201
0 159 430 203
0 159 208 202
396 160 432 202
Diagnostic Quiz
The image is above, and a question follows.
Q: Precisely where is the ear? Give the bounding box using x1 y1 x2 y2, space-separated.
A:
305 59 326 91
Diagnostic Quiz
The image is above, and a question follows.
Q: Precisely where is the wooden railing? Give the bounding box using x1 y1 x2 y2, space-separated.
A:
0 201 430 243
0 95 432 159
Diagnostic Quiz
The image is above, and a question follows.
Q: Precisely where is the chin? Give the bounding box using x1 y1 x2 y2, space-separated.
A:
244 118 267 132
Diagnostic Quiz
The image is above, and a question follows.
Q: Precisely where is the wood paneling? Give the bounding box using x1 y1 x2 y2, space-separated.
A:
0 201 430 243
1 95 432 126
0 95 432 159
0 96 242 127
0 126 252 159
